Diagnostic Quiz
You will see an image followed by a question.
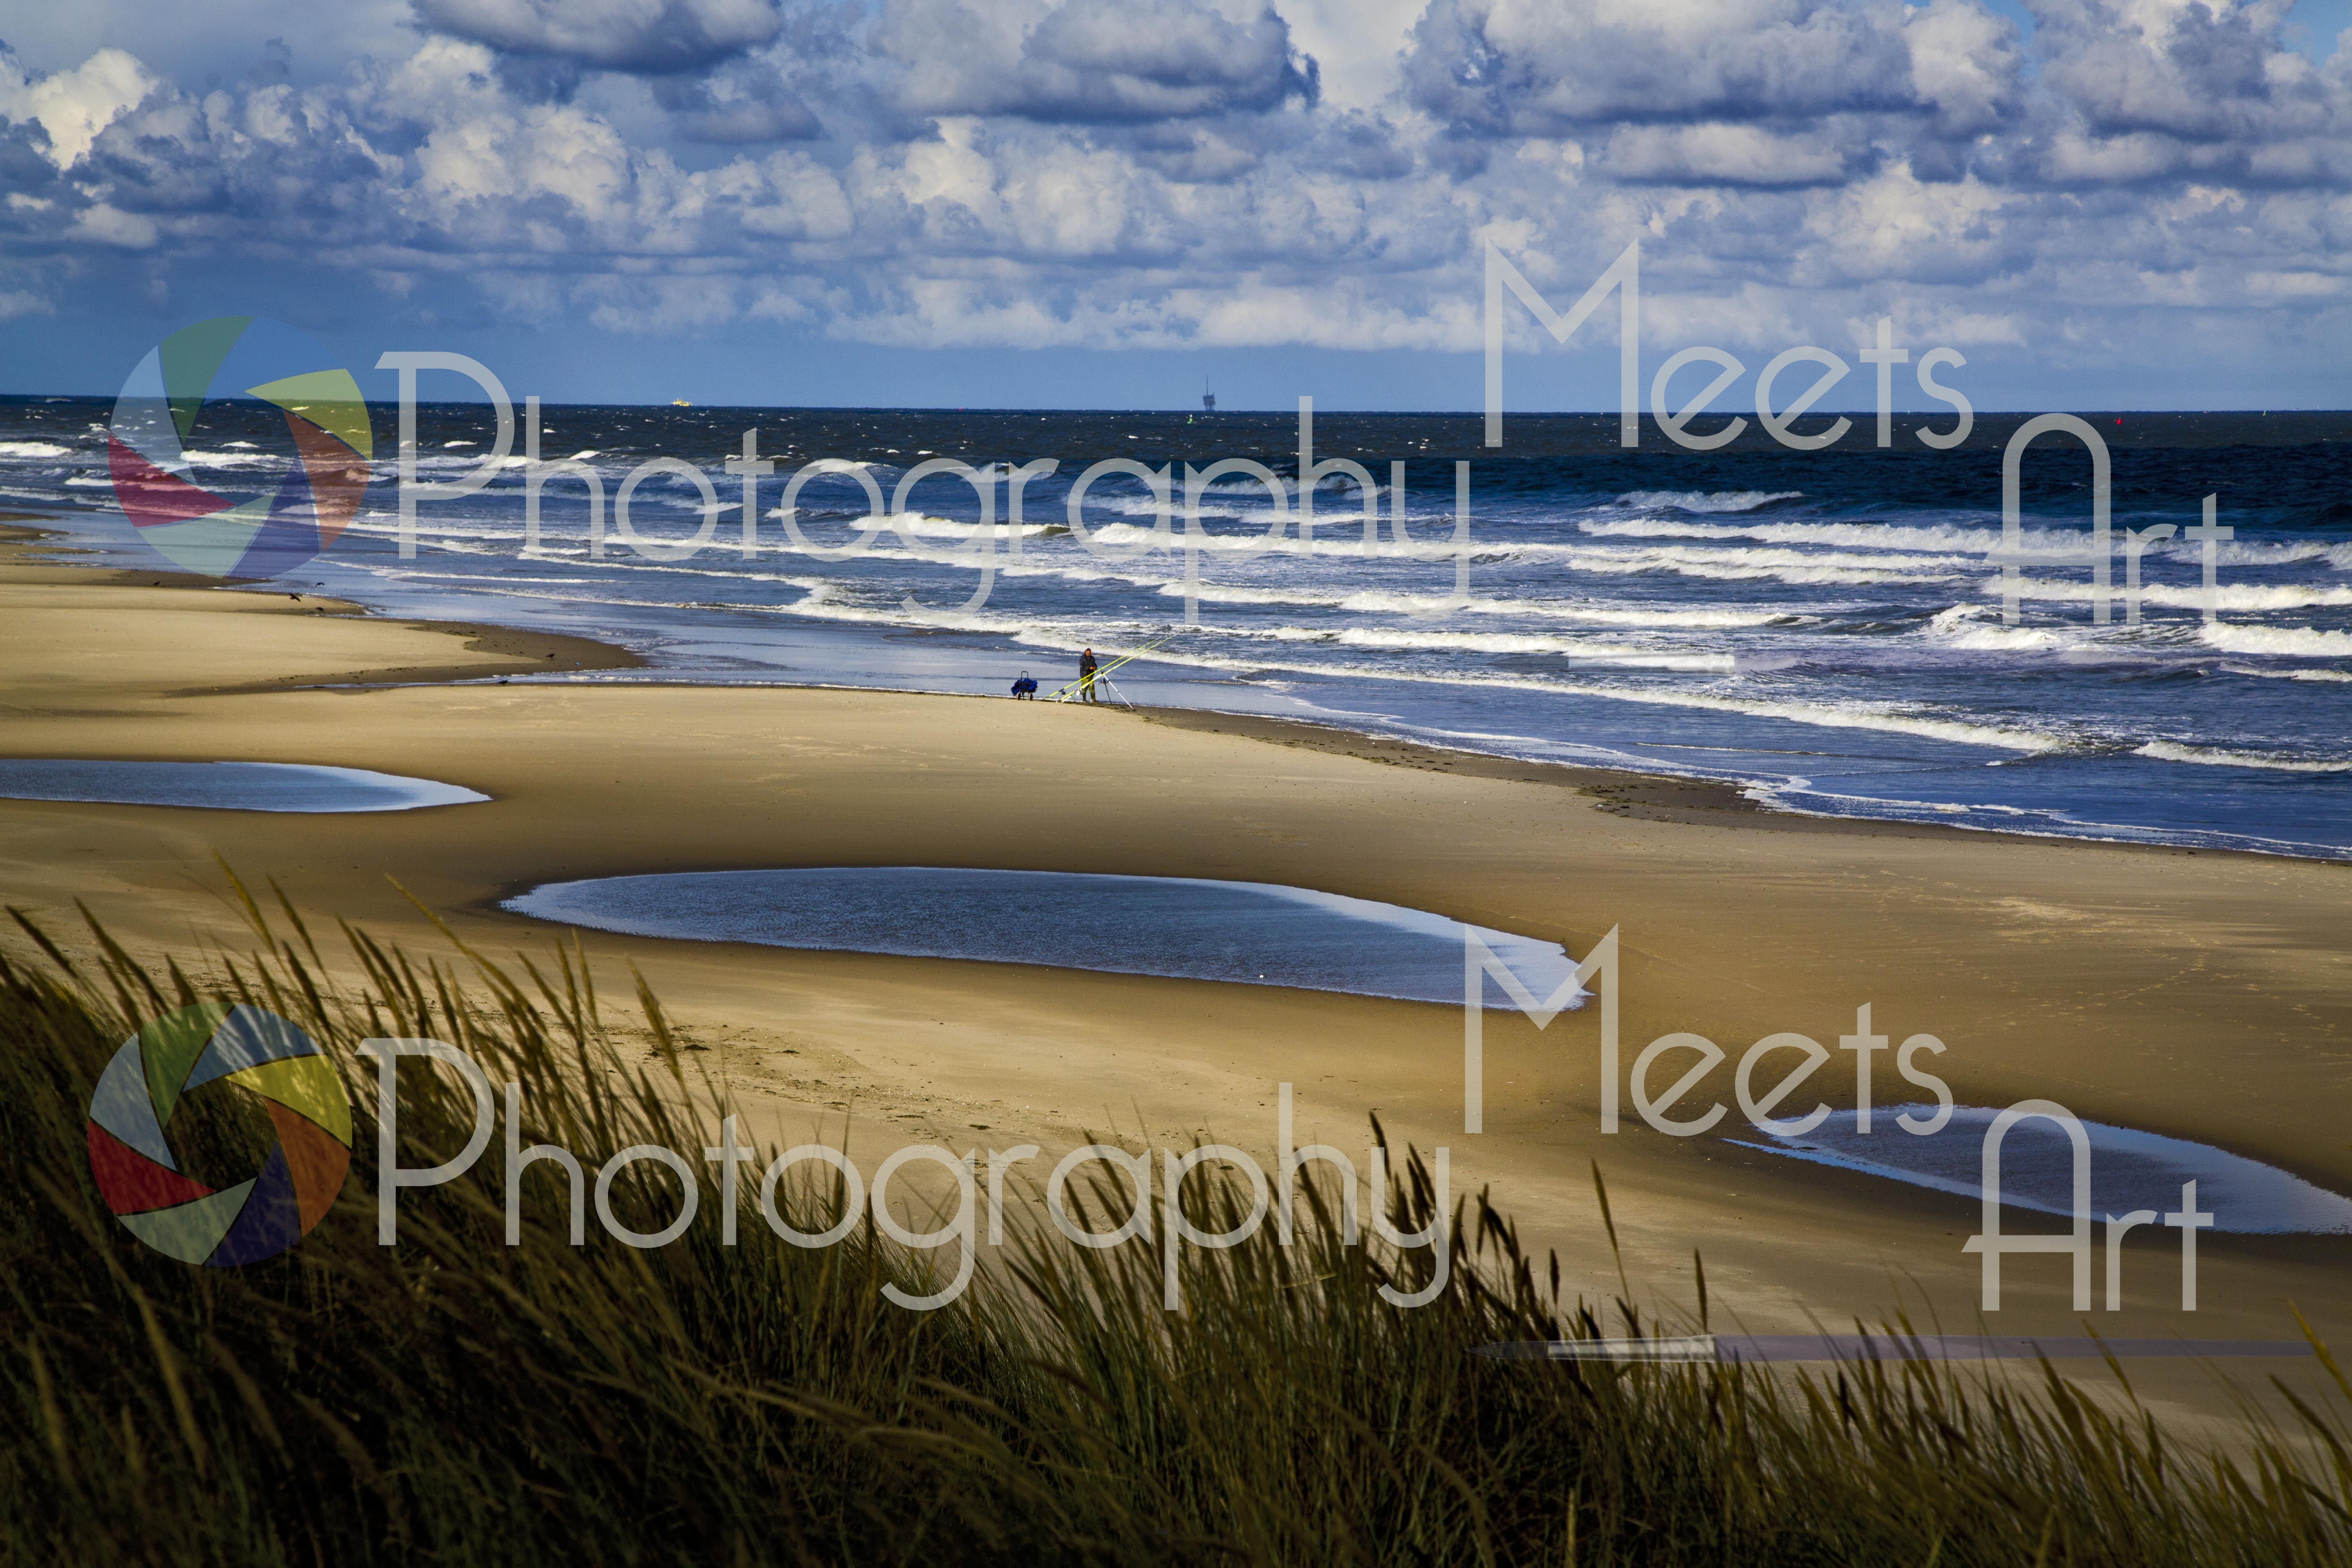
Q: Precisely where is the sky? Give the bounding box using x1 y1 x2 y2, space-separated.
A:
2 0 2350 411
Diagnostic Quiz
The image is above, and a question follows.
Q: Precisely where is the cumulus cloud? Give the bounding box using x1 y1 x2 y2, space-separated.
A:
0 46 159 168
1404 0 1922 134
1902 0 2021 135
881 0 1317 123
651 67 821 142
1598 122 1856 186
83 79 401 219
0 0 2347 376
411 0 784 73
2008 0 2352 187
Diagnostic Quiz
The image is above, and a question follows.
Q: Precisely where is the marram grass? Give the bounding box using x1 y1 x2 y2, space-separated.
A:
5 883 2352 1565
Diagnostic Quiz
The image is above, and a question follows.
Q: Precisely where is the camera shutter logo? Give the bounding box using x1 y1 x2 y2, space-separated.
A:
85 1003 352 1266
106 315 374 578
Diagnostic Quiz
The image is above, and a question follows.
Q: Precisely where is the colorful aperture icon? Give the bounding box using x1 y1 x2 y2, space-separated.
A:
85 1003 352 1266
106 316 375 578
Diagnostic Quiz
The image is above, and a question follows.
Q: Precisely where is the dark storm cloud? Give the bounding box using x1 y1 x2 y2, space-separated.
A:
882 0 1317 124
1403 0 1921 134
411 0 785 74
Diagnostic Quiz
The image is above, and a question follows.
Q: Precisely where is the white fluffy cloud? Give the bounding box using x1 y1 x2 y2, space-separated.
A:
2015 0 2352 185
0 47 159 168
0 0 2347 370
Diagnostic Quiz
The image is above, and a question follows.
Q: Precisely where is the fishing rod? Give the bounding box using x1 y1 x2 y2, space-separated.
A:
1047 633 1176 703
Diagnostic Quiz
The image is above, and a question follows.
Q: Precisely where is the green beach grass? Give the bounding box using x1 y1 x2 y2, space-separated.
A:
7 882 2352 1565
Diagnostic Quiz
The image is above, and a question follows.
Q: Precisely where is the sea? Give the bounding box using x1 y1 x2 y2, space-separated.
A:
5 397 2349 858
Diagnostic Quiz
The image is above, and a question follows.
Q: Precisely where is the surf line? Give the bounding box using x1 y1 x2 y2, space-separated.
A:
375 365 1480 628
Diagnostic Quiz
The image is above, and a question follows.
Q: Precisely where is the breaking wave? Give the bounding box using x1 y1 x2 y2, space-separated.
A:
2199 623 2352 656
1613 490 1803 513
2135 741 2352 772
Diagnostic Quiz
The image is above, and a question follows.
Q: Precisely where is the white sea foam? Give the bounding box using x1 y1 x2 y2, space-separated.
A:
1470 598 1787 629
1578 521 2352 586
2135 741 2352 772
1925 605 2064 650
2199 623 2352 656
1083 519 1350 557
890 513 1056 540
898 556 1784 630
778 582 1023 633
1577 516 2106 559
1145 577 1787 631
0 440 72 458
179 448 276 468
2002 577 2352 611
1324 626 1736 669
2156 538 2345 568
2222 664 2352 682
1081 514 1467 563
985 634 2066 754
1569 547 1957 586
1613 490 1801 513
1598 543 1977 573
2148 582 2352 611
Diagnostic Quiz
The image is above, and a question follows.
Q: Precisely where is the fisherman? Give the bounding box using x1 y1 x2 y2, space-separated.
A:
1078 648 1099 704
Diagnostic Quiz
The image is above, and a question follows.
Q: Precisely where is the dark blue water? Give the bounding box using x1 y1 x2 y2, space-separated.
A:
0 758 487 812
8 400 2348 855
503 867 1584 1008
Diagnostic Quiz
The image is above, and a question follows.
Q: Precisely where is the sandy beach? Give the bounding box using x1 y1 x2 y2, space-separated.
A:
5 517 2348 1429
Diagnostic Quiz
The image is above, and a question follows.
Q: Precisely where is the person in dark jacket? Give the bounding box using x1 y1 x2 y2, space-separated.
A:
1077 648 1099 703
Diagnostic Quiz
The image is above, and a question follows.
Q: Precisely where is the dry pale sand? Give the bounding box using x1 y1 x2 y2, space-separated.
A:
4 520 2348 1429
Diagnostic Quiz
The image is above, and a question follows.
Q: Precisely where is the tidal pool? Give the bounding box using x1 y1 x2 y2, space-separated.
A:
0 759 488 813
1735 1106 2352 1234
504 867 1584 1008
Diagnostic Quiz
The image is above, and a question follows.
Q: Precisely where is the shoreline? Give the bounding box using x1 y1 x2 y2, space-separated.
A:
1136 706 2322 857
0 515 644 687
6 512 2321 864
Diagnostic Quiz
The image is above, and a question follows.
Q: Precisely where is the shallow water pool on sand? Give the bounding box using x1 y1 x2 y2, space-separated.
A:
0 759 490 813
1735 1106 2352 1234
504 867 1584 1008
